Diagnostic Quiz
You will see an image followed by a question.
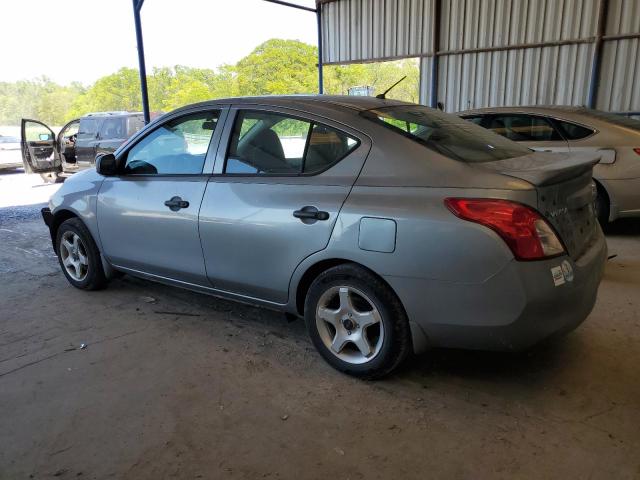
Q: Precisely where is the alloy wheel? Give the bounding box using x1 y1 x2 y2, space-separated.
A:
59 231 89 281
315 286 385 364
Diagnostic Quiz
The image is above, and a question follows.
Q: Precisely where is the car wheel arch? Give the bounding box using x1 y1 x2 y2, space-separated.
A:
50 209 80 253
593 179 612 222
294 258 429 355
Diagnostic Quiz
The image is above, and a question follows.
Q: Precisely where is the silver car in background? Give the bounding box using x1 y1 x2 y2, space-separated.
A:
459 106 640 223
39 96 606 378
0 134 22 171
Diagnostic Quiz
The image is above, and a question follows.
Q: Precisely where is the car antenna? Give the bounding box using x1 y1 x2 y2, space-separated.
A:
376 76 407 99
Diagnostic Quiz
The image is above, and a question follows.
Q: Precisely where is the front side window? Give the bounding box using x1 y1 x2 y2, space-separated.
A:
78 118 98 137
486 114 562 142
124 111 219 175
100 118 125 140
362 106 529 163
225 110 358 175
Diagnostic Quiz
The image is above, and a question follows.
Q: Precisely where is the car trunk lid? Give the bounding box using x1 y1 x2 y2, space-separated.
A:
478 151 600 260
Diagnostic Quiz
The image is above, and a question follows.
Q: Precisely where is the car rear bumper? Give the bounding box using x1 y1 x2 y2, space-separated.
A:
386 228 607 352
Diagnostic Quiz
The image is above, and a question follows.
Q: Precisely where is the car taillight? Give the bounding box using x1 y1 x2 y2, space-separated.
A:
444 198 565 261
633 148 640 156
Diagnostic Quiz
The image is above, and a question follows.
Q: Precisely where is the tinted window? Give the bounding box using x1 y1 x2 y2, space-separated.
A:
127 115 146 137
463 116 485 126
226 111 358 175
124 111 219 175
555 120 594 140
78 118 99 136
361 106 529 163
100 118 125 140
486 114 562 142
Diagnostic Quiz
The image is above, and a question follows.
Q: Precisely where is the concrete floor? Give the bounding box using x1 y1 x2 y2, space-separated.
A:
1 172 639 479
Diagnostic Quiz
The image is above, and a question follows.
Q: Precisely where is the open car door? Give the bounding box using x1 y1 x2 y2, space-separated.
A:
21 119 62 175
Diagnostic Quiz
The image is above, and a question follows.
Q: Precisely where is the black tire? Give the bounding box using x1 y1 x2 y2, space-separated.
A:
594 185 610 226
304 264 412 379
40 171 64 184
55 218 107 290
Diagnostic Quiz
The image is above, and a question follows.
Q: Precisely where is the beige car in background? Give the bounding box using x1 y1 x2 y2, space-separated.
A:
458 107 640 224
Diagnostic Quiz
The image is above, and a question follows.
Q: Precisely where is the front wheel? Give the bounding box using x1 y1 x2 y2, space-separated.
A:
304 264 412 379
56 218 107 290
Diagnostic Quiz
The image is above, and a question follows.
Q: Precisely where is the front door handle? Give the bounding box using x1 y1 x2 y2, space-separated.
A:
293 206 330 222
164 196 189 211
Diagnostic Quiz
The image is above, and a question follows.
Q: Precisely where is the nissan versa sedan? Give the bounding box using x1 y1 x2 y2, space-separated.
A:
459 106 640 224
37 96 607 378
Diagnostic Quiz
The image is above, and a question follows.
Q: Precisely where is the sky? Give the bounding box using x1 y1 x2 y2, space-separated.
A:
1 0 318 85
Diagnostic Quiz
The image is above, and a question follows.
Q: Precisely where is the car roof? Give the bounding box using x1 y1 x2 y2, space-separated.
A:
170 95 412 115
458 105 593 116
82 111 144 118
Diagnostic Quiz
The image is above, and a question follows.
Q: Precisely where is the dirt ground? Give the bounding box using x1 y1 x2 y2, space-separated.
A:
1 172 639 479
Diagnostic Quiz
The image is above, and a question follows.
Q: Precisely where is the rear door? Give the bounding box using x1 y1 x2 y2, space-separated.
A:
20 119 61 174
75 117 102 167
199 106 370 304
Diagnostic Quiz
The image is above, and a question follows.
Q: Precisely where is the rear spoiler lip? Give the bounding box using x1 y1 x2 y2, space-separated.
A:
478 151 600 187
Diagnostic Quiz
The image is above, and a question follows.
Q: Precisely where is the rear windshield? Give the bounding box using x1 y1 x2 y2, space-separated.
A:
577 109 640 131
361 105 530 163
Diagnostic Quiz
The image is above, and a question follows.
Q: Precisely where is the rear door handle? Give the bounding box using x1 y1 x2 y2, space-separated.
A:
164 196 189 211
293 206 329 221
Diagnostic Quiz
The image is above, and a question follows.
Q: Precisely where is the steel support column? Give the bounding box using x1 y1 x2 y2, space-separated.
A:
587 0 609 109
429 0 441 108
132 0 150 124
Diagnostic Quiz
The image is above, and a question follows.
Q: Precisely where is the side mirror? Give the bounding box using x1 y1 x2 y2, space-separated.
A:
96 153 118 176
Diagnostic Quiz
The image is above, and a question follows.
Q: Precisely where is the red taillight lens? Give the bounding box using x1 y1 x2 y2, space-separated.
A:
633 148 640 156
444 198 565 260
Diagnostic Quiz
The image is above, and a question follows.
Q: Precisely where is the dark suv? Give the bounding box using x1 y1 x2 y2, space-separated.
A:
21 112 147 183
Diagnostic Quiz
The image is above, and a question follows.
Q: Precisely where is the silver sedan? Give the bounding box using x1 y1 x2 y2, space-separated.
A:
39 96 606 378
458 106 640 224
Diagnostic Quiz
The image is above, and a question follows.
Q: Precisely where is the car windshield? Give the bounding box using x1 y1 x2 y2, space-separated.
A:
577 109 640 131
361 105 530 162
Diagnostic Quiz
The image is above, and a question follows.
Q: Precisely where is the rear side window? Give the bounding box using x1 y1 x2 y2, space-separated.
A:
361 106 529 163
485 115 562 142
555 120 594 140
225 110 358 175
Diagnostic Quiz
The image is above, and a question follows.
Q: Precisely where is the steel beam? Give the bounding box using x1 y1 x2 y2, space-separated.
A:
132 0 150 124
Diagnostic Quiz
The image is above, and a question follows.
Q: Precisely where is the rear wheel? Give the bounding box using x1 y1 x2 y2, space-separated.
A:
56 218 107 290
304 264 411 379
40 171 64 184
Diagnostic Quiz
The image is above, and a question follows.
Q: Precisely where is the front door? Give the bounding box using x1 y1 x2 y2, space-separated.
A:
75 116 102 167
21 119 61 174
96 116 127 156
199 107 369 304
97 108 225 285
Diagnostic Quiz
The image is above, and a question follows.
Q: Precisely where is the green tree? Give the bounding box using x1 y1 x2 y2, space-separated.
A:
235 39 318 95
